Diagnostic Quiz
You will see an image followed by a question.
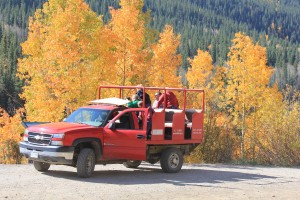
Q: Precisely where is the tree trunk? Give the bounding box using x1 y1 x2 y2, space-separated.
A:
241 102 245 161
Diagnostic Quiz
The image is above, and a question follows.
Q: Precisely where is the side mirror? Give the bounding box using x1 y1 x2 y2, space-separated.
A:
108 122 116 130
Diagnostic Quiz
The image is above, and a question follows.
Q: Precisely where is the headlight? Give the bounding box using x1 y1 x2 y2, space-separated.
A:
52 133 65 139
51 133 65 146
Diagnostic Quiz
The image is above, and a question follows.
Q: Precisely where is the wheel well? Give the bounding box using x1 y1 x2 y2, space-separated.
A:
73 138 102 164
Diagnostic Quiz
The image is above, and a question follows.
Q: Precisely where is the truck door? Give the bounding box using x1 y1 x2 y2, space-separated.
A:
103 109 147 160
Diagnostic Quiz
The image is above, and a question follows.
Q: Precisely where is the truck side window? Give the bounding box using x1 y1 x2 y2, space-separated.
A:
104 110 121 126
115 113 131 129
113 111 143 130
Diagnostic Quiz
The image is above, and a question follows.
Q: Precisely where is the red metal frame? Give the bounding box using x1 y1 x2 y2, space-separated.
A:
98 85 205 111
97 85 205 145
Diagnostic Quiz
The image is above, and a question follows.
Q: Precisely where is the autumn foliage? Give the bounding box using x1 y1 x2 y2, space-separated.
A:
1 0 299 165
0 108 24 164
186 33 300 165
149 25 182 87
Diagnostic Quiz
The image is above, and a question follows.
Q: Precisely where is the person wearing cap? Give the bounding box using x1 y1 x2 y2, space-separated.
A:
136 84 151 107
152 92 162 108
156 90 179 109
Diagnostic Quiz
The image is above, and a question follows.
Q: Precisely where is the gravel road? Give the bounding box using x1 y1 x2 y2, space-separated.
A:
0 163 299 200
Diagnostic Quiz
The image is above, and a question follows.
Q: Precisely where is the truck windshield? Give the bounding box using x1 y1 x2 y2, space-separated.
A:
64 108 110 127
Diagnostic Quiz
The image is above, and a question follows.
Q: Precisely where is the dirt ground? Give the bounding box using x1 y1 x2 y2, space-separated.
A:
0 163 299 200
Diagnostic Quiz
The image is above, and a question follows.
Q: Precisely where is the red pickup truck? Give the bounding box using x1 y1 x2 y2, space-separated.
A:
19 86 204 177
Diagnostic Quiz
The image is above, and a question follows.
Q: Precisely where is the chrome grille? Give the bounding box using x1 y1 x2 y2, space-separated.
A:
28 132 52 145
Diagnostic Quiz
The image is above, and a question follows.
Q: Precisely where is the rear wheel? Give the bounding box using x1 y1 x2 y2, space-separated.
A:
123 160 142 168
160 148 183 173
33 161 50 172
77 148 95 178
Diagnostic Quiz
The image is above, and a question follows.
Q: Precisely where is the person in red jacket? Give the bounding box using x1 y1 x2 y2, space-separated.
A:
156 90 179 109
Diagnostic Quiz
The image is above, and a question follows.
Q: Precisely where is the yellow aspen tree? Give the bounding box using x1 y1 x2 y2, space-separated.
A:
254 87 300 165
149 25 182 87
18 0 102 121
108 0 150 87
0 108 24 164
186 49 213 107
245 86 283 162
210 66 229 112
226 32 273 160
92 27 118 86
17 5 55 121
187 49 213 89
185 50 238 163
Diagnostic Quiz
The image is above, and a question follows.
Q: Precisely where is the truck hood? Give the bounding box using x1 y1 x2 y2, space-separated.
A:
27 122 99 134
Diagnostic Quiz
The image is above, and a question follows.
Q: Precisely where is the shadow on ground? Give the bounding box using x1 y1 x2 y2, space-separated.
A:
42 163 278 186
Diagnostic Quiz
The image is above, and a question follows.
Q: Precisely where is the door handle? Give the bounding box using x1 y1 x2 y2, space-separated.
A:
136 134 145 139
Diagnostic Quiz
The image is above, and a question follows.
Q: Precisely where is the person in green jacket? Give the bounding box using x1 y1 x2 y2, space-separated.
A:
127 94 139 108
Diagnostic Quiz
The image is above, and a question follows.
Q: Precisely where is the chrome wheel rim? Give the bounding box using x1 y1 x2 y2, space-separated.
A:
169 153 179 168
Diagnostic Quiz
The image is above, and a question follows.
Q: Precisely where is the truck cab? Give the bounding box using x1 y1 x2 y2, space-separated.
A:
19 85 204 177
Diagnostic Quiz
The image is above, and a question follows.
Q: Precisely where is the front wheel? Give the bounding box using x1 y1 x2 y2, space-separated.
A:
160 148 183 173
123 160 142 168
33 161 50 172
76 148 96 178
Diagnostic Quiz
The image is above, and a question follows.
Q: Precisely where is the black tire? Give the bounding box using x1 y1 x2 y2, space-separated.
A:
160 148 183 173
76 148 96 178
33 161 50 172
123 160 142 168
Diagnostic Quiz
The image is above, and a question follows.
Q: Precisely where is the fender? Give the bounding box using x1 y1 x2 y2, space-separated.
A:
72 138 102 159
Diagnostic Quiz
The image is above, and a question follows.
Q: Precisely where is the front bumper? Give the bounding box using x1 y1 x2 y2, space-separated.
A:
19 142 75 165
